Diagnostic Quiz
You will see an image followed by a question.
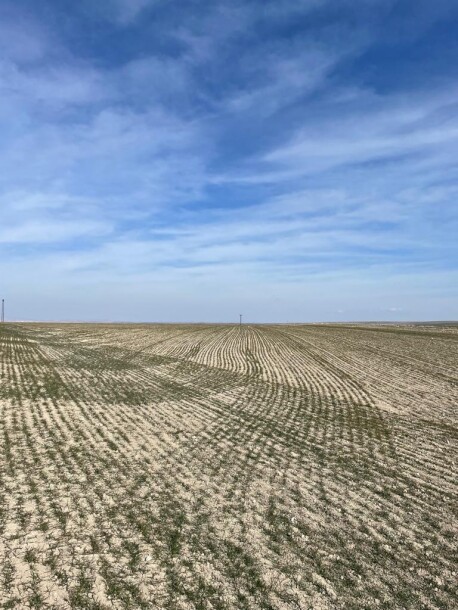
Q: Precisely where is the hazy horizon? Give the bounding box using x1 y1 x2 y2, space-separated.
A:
1 1 457 321
4 317 457 325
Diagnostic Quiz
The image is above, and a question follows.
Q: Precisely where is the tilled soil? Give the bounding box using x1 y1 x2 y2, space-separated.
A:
0 322 456 609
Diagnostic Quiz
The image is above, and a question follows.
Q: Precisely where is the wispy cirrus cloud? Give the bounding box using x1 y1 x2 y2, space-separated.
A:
0 0 457 321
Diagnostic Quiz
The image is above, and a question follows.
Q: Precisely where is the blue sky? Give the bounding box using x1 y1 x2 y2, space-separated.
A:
1 0 457 322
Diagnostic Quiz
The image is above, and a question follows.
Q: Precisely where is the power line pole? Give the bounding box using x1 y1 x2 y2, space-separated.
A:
239 314 242 327
1 299 4 323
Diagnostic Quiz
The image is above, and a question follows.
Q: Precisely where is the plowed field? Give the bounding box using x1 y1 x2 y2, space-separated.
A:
0 323 456 609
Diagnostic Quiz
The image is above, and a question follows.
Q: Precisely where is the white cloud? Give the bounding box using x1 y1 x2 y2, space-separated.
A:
0 61 110 109
0 13 51 64
108 0 157 24
0 219 112 244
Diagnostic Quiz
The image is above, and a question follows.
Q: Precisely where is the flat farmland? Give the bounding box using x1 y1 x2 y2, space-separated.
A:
0 323 456 610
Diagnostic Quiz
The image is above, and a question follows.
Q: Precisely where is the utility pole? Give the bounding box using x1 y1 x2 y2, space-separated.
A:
239 314 242 327
1 299 4 323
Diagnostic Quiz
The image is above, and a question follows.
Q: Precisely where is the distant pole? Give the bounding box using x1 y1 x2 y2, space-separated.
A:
1 299 4 323
239 314 242 327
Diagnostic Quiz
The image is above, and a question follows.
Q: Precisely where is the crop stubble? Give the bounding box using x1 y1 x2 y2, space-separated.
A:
0 322 456 609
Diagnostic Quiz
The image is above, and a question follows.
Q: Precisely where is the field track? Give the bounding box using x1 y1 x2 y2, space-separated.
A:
0 322 457 609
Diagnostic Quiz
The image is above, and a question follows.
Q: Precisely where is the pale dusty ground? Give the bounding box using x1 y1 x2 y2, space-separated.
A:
0 323 456 609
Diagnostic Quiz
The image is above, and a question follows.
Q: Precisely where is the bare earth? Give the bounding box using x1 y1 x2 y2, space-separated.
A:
0 322 456 609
